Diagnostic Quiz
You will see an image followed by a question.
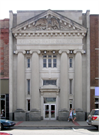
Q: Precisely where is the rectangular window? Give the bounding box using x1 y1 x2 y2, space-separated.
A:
27 58 30 68
69 58 72 68
43 80 56 85
69 100 73 110
43 55 57 68
48 59 52 67
43 59 46 67
27 100 30 111
70 79 72 94
53 56 57 67
27 79 30 94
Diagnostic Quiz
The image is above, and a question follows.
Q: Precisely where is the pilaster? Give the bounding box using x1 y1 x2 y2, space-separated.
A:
17 52 25 110
60 51 69 110
31 52 40 110
9 11 14 120
74 51 82 109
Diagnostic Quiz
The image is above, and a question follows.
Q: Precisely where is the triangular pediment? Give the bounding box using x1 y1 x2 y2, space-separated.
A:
12 9 87 37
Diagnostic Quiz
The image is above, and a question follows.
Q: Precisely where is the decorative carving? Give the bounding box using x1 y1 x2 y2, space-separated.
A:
35 15 59 30
18 15 85 33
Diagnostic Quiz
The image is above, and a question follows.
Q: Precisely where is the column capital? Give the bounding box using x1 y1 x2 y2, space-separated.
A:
59 50 69 54
13 50 26 54
31 50 41 55
14 50 41 55
74 50 86 54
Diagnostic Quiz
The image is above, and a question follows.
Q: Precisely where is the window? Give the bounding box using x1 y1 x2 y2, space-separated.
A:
69 100 73 110
27 79 30 94
43 59 46 67
70 104 72 110
48 55 52 67
43 55 57 68
27 58 30 68
43 80 56 85
69 79 72 94
95 97 99 109
53 56 57 67
43 55 47 67
69 58 72 68
27 100 30 111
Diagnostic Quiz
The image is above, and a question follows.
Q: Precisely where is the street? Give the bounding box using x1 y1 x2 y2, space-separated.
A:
1 126 99 135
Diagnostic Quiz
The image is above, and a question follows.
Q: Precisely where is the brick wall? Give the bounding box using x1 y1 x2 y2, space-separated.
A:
90 15 99 110
0 19 9 78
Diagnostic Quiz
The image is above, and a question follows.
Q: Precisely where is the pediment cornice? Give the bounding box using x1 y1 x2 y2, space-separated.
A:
12 9 87 38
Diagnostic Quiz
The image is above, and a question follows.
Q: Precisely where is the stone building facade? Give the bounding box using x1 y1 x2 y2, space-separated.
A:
90 15 99 110
0 19 9 119
9 10 90 121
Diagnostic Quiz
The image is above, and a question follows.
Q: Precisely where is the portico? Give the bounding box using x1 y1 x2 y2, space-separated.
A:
9 9 90 121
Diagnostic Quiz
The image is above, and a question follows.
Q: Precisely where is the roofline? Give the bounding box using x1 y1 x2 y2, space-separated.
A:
17 10 83 13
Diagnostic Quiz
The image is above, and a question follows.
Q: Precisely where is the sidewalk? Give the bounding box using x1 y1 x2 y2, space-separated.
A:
15 120 90 128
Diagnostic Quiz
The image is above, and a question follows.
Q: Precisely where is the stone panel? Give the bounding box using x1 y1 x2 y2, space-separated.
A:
29 109 41 121
14 109 26 121
58 110 69 121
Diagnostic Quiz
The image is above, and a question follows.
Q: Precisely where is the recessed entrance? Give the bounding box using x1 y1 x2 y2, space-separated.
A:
43 97 56 120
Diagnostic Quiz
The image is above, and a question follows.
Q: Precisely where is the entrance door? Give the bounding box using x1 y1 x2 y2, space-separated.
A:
44 104 56 120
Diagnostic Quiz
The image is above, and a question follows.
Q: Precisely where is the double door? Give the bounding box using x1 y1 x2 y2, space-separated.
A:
44 104 56 120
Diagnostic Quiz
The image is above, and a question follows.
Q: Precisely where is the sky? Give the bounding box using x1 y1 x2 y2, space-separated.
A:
0 0 99 19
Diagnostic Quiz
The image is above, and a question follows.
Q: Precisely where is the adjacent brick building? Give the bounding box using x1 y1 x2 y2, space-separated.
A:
0 19 9 119
90 15 99 111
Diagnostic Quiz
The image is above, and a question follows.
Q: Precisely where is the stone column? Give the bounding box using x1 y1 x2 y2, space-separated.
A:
59 51 69 120
17 52 25 110
30 52 41 120
60 52 68 109
9 11 14 120
31 52 40 110
74 51 82 109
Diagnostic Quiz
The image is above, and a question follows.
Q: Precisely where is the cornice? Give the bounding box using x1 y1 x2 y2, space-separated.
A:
13 31 86 38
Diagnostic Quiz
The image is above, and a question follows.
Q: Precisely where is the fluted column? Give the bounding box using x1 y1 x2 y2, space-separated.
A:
17 52 25 110
60 52 68 110
74 51 82 109
31 52 40 110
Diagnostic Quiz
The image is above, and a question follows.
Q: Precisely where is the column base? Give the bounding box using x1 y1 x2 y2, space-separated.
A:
29 109 41 121
58 109 69 121
76 108 85 121
14 109 26 121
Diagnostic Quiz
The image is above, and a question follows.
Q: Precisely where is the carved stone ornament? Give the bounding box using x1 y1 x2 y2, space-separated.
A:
20 15 83 31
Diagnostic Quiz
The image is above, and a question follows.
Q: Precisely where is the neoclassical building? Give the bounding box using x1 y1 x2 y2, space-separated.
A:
9 9 90 120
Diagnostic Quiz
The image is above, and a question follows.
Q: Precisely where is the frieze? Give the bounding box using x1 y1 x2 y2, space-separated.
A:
17 38 82 45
